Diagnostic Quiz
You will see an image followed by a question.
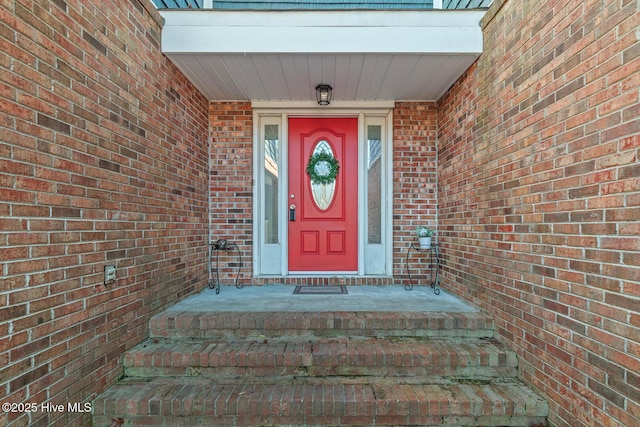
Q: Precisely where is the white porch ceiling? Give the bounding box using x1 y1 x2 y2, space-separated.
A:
159 10 485 102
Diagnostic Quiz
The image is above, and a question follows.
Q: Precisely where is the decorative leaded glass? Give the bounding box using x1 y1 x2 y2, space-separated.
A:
309 140 336 210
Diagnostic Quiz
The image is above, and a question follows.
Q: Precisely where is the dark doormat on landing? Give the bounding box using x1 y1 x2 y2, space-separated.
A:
293 285 348 295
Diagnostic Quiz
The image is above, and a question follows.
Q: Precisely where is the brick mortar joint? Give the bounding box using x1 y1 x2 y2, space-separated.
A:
135 0 164 28
480 0 508 31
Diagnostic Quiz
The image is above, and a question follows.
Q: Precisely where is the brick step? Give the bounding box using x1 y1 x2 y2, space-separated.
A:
124 337 518 379
92 377 548 427
150 311 495 339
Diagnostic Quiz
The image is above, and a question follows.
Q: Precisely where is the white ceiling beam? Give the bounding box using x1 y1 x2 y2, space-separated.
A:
161 10 484 54
164 26 482 54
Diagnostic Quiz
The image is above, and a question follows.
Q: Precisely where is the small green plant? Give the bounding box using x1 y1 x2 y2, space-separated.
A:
416 226 434 237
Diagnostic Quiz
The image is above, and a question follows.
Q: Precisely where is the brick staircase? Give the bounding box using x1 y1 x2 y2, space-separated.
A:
93 311 548 426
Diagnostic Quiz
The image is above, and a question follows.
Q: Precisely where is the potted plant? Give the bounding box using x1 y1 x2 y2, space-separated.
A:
416 226 434 249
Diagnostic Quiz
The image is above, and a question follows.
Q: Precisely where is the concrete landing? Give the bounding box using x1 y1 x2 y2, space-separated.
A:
166 285 478 313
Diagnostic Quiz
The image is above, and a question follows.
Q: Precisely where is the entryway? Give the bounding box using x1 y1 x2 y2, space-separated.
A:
253 104 394 277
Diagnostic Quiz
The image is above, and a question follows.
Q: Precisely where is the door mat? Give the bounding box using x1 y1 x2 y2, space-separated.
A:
293 285 348 295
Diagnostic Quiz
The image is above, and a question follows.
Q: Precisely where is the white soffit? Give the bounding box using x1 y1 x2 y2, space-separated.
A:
160 10 485 101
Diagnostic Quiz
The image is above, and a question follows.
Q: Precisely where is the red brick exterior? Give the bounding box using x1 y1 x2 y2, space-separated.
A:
0 1 209 426
393 102 438 284
438 0 640 426
209 102 254 285
2 0 638 426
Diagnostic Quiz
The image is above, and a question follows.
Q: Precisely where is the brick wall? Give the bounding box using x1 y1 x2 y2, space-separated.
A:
209 102 254 285
393 102 439 284
0 1 210 426
437 0 639 426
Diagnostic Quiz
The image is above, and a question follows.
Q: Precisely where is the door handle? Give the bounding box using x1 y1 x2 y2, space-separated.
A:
289 204 296 221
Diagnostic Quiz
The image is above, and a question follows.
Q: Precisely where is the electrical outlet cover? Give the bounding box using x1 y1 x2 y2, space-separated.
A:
104 265 116 285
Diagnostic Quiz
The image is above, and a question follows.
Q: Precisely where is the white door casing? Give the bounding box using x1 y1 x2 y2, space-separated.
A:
252 101 393 277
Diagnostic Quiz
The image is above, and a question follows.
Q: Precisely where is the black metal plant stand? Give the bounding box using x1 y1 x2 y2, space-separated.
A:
209 240 243 295
404 242 441 295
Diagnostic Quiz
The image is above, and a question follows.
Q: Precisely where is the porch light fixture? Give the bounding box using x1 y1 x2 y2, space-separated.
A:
315 84 333 105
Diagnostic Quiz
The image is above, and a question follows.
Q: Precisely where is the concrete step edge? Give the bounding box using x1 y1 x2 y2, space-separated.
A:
123 337 518 372
149 311 495 339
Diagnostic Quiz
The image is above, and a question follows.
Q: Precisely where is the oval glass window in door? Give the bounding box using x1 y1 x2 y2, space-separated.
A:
309 140 337 210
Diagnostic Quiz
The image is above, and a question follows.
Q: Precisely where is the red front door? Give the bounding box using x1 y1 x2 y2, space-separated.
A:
288 118 358 272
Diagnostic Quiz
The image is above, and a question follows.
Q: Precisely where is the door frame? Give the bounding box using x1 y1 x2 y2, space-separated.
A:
252 101 394 277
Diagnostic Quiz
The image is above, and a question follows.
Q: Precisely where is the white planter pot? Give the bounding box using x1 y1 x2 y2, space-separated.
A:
418 237 432 249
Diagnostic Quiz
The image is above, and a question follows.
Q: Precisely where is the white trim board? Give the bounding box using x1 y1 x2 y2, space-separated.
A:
162 10 485 55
